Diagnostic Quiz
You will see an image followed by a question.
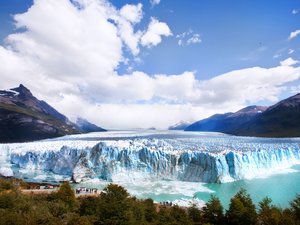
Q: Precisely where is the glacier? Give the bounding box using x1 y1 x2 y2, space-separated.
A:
0 131 300 184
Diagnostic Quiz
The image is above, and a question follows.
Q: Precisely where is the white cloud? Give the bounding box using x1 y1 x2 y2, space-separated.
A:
280 57 299 66
197 65 300 105
177 39 183 46
119 3 143 24
288 49 295 54
176 30 201 46
292 9 299 14
116 18 142 55
141 17 172 47
1 0 300 129
150 0 161 6
290 85 300 94
54 95 239 130
187 34 201 45
289 29 300 40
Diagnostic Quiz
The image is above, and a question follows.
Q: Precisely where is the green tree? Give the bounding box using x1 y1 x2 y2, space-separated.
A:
0 178 15 192
290 194 300 221
56 181 76 209
258 197 282 225
95 183 132 225
226 189 257 225
0 192 16 209
170 205 191 225
202 195 224 225
79 196 100 216
157 207 173 225
187 203 201 224
66 213 95 225
103 183 129 202
281 208 297 225
143 198 157 223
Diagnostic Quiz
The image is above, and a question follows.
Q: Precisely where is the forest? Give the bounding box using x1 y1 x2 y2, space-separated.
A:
0 177 299 225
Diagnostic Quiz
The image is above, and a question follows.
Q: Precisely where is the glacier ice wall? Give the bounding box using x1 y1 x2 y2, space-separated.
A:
1 137 300 183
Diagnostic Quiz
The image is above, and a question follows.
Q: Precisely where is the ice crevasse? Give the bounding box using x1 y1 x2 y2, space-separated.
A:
0 138 300 183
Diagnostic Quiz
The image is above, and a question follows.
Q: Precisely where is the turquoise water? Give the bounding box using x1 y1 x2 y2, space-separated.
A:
75 165 300 209
198 164 300 209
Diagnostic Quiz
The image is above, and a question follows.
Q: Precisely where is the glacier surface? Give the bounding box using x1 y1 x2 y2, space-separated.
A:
0 131 300 184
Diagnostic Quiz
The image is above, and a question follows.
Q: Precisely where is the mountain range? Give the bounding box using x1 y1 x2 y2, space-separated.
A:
1 85 299 141
168 121 190 130
185 93 300 137
0 85 105 143
75 117 106 133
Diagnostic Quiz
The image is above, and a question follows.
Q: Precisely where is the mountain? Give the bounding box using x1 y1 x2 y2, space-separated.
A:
0 84 80 142
75 117 106 132
185 93 300 137
185 106 267 133
236 93 300 137
168 121 190 130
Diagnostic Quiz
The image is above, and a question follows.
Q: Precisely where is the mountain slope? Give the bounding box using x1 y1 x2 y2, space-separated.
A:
236 93 300 137
168 121 190 130
75 117 106 132
185 93 300 137
185 106 267 133
0 85 80 142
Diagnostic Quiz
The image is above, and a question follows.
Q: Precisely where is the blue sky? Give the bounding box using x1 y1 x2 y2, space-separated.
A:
0 0 300 128
2 0 299 78
115 0 300 78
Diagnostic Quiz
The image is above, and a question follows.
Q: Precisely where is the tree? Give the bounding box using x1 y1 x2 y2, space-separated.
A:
258 197 281 225
56 181 76 209
143 198 157 223
0 178 15 191
226 189 257 225
170 205 191 225
79 196 100 216
94 184 132 225
67 214 95 225
202 195 224 225
157 207 173 225
290 194 300 222
187 204 201 224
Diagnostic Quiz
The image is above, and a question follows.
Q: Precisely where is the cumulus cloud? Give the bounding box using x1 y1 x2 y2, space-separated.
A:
280 57 299 66
0 0 171 91
53 59 300 129
197 64 300 105
289 30 300 40
119 3 143 24
176 30 201 46
1 0 300 129
150 0 161 6
117 4 143 55
141 17 172 47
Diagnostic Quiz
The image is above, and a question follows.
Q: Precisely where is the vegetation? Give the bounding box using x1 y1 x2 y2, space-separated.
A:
0 177 299 225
